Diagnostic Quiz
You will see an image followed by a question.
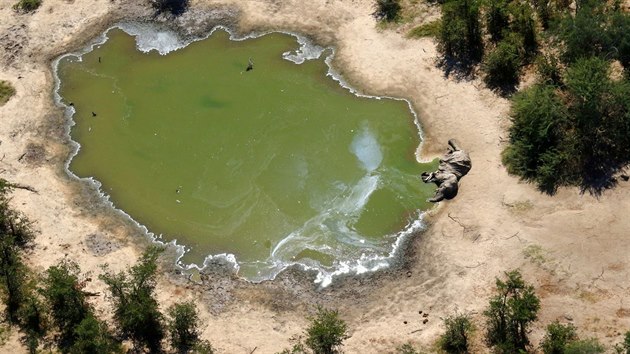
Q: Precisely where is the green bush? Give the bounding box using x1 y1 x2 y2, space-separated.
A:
375 0 402 22
502 83 570 192
68 314 120 354
438 0 483 63
100 247 165 353
168 301 208 353
541 321 578 354
615 331 630 353
557 1 609 63
0 81 16 106
41 260 91 349
564 339 605 354
509 2 537 55
305 307 349 354
483 35 523 91
536 54 563 87
13 0 41 12
485 0 509 43
439 314 473 353
484 270 540 353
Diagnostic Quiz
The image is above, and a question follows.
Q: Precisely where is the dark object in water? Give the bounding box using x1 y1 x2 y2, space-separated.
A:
246 57 254 72
98 56 101 63
92 111 97 117
421 139 471 202
69 102 74 106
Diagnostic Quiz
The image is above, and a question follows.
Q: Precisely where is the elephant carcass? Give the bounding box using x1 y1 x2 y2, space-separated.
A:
421 139 471 202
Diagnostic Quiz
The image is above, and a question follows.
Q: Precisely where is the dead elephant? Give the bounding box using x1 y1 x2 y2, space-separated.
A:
421 139 471 202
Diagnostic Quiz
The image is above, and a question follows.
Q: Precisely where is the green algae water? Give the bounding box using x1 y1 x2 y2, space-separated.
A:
56 25 436 284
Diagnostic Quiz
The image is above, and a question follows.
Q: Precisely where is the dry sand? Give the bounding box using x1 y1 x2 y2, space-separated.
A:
1 0 629 352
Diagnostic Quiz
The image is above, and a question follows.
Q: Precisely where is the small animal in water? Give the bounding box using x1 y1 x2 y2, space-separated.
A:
246 57 254 72
91 111 97 117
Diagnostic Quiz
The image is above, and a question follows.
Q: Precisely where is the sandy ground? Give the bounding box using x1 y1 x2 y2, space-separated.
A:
1 0 629 353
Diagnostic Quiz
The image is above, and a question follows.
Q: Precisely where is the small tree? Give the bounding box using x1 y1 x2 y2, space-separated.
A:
374 0 402 22
168 301 205 353
485 0 510 43
41 260 92 350
439 314 473 354
438 0 484 64
484 270 540 353
100 246 165 352
18 294 48 354
68 314 120 354
305 307 349 354
615 331 630 354
541 321 578 354
483 34 523 92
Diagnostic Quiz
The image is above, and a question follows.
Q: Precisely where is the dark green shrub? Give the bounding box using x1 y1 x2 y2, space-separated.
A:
557 1 609 63
615 331 630 354
18 295 48 353
100 247 165 353
438 0 484 63
0 81 16 106
12 0 41 12
532 0 553 30
509 2 537 56
168 301 206 353
483 35 523 91
536 54 563 86
439 314 473 353
68 314 120 354
564 339 605 354
41 260 92 350
608 11 630 70
305 307 349 354
485 0 510 43
375 0 402 22
502 83 569 193
541 321 578 354
484 270 540 353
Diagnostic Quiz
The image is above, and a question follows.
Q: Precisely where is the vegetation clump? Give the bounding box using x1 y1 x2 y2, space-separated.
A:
541 321 578 354
438 0 484 66
439 314 474 353
374 0 402 22
100 246 165 352
12 0 41 12
484 269 540 353
0 81 16 106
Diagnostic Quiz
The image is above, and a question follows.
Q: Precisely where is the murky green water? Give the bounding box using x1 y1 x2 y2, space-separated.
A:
57 28 435 282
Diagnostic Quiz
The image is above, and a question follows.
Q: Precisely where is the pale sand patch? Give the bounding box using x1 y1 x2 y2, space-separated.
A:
0 0 629 353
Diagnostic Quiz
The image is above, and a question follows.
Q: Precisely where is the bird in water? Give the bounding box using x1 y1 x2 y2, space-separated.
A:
246 57 254 72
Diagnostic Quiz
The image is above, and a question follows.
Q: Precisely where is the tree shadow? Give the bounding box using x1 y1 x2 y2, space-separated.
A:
152 0 189 16
437 55 478 81
579 165 628 197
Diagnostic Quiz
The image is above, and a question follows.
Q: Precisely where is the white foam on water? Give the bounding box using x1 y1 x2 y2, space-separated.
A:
118 22 186 55
282 36 325 64
351 123 383 172
52 21 428 287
